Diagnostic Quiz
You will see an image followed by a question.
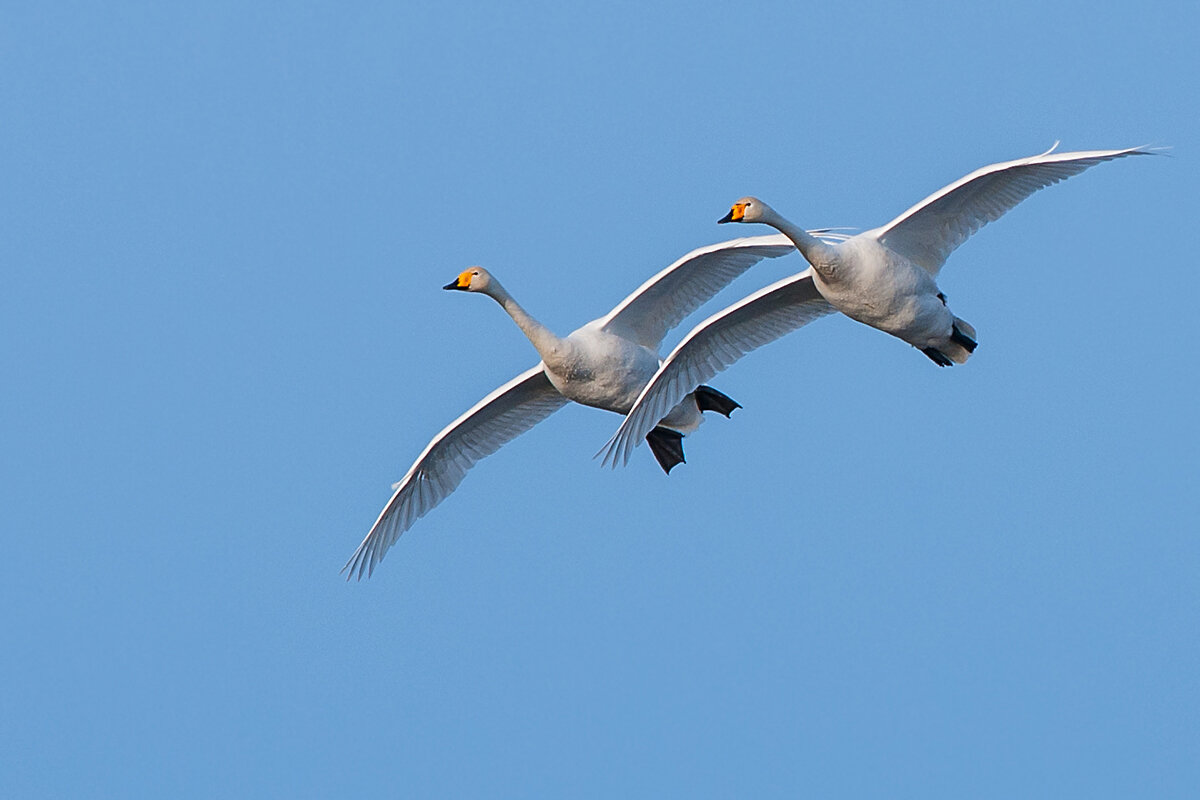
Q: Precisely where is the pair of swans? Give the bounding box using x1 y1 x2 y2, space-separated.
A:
343 233 841 578
345 144 1152 579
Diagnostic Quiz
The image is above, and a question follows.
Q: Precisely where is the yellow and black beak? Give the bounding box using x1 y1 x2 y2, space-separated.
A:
718 203 747 224
443 270 472 291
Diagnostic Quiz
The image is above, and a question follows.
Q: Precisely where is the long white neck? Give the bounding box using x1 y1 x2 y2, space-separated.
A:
763 209 833 265
484 280 565 362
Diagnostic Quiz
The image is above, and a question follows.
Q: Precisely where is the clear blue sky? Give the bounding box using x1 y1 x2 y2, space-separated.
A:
2 1 1196 797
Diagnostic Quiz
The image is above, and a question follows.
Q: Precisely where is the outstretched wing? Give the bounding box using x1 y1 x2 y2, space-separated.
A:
344 365 568 579
599 270 834 468
595 234 796 348
874 145 1154 275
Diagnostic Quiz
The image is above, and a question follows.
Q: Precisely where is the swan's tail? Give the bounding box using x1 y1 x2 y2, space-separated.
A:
693 385 741 418
949 317 978 362
645 427 686 474
922 317 978 367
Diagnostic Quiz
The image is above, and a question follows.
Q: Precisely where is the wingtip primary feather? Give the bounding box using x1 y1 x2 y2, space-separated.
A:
593 437 617 468
1039 140 1061 157
596 442 619 469
595 428 635 470
341 548 367 581
1130 144 1171 157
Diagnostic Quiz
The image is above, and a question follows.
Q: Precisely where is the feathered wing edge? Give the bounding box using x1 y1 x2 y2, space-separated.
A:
595 234 795 348
343 365 568 580
874 145 1159 275
598 271 835 468
596 229 852 348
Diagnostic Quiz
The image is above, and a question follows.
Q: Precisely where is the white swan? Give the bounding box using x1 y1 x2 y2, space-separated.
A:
600 144 1154 467
344 233 822 578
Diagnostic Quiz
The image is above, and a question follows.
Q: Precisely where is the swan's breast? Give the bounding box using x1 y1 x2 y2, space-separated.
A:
816 241 949 336
544 327 659 413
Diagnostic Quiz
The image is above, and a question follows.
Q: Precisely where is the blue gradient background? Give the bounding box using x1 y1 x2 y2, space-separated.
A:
2 1 1196 797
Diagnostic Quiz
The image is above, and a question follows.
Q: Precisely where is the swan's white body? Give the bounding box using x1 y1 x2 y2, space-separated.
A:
805 235 955 354
536 319 690 424
601 144 1154 466
344 234 812 578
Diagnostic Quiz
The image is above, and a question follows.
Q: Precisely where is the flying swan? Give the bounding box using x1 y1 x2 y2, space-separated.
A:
344 233 850 578
600 144 1154 467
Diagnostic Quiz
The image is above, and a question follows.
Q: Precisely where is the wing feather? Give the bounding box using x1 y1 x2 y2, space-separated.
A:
874 145 1155 275
599 271 834 467
596 234 796 347
343 365 568 579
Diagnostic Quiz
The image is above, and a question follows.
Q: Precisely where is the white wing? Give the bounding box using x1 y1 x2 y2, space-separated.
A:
595 234 796 348
599 270 834 468
874 145 1154 275
344 365 568 579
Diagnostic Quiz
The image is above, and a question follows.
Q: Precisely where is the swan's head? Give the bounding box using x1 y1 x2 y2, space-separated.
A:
443 266 494 293
718 196 773 225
